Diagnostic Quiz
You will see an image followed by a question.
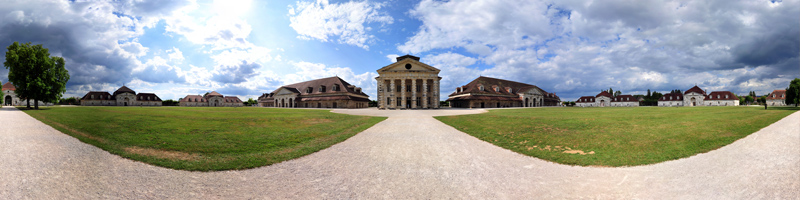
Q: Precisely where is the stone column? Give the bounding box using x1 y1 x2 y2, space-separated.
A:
401 79 406 109
423 79 428 108
389 79 396 109
433 79 439 108
411 79 417 109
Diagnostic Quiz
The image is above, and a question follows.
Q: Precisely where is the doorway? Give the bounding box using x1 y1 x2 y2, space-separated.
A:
5 96 11 105
333 102 337 108
481 102 485 108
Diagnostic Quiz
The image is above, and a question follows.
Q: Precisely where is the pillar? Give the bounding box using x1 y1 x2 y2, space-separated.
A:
401 79 406 109
390 79 396 109
411 79 417 109
433 79 439 108
422 79 428 108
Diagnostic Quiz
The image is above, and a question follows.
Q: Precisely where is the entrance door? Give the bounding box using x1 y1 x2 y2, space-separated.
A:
333 102 337 108
525 98 528 107
5 96 11 105
481 102 485 108
124 102 127 106
691 97 696 106
600 100 605 107
497 102 500 108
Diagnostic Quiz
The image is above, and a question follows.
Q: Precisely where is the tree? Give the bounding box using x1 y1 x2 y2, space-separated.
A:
608 88 614 96
245 98 257 106
786 78 800 107
614 90 621 97
647 89 651 98
739 96 745 105
3 42 70 109
745 96 754 105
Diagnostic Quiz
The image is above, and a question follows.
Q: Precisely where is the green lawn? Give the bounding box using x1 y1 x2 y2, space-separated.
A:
435 106 798 167
22 107 385 171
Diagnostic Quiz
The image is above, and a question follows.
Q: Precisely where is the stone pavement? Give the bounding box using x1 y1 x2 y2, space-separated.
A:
1 106 797 199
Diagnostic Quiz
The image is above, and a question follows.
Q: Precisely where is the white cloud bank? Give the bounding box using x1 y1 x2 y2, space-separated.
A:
288 0 394 50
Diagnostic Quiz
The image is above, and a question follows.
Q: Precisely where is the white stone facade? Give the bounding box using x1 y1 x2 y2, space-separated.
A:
377 55 441 109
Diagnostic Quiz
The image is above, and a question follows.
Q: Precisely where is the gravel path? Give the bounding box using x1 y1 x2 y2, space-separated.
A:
1 106 797 199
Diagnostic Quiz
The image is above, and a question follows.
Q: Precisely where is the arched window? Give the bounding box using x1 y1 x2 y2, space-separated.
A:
494 87 499 92
507 88 512 93
478 85 484 91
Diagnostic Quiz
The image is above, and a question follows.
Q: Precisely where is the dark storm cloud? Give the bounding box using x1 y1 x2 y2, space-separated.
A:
0 0 191 93
211 61 261 84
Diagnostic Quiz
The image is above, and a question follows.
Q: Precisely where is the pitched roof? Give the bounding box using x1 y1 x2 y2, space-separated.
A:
180 95 205 102
2 82 15 91
611 94 638 102
224 96 242 103
596 91 612 98
660 92 684 101
706 91 738 100
113 86 136 96
136 93 161 101
272 76 369 97
449 76 546 97
577 96 595 102
767 90 786 100
684 85 706 95
207 91 223 97
82 91 114 100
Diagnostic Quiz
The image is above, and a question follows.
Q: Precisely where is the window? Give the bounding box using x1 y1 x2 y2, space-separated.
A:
479 85 484 91
494 87 499 92
507 88 512 93
307 87 313 93
717 95 720 99
91 95 94 99
725 95 729 99
332 84 340 91
773 94 776 98
396 85 401 92
319 85 326 92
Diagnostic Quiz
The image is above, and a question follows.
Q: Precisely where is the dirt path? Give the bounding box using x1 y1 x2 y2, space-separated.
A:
1 107 797 199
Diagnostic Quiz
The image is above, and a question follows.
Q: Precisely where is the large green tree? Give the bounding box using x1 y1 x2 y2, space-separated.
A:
0 81 4 106
3 42 70 109
786 78 800 107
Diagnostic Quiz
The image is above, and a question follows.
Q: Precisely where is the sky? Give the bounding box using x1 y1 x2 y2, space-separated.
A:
0 0 798 102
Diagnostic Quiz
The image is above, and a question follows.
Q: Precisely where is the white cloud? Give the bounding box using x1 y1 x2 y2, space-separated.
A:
399 0 800 100
288 0 394 50
166 47 184 63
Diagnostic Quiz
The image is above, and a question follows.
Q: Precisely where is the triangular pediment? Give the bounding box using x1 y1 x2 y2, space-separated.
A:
377 58 440 73
275 87 300 95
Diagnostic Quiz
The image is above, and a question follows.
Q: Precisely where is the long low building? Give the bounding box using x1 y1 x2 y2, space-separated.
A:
658 85 738 107
258 76 370 108
179 91 243 107
3 82 53 106
575 91 639 107
81 86 161 106
447 76 560 108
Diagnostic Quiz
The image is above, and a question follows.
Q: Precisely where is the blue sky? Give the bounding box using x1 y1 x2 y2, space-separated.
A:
1 0 798 101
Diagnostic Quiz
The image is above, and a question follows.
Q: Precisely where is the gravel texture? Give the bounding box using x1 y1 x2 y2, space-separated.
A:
1 106 797 199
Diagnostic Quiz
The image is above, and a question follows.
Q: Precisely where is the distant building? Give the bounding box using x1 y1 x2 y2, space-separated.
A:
258 76 369 108
575 91 637 107
766 90 787 106
447 76 560 108
2 82 53 106
658 85 738 107
179 91 243 107
81 86 162 106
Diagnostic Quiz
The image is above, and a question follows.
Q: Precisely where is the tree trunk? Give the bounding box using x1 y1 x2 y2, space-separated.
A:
34 99 39 109
26 99 30 109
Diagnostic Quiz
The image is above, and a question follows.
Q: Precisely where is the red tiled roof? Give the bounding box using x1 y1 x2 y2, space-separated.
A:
448 76 550 98
300 95 370 102
596 91 612 97
2 82 15 91
660 92 684 101
447 95 520 101
684 85 706 95
706 91 738 100
767 90 786 100
136 93 161 101
576 96 595 102
113 86 136 96
611 94 638 102
272 76 368 97
224 96 242 103
180 95 205 102
82 91 114 100
207 91 223 97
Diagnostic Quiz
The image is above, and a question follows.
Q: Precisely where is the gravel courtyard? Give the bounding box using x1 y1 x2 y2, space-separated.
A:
1 106 797 199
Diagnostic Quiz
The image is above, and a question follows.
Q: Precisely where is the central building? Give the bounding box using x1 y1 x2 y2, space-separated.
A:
376 55 441 109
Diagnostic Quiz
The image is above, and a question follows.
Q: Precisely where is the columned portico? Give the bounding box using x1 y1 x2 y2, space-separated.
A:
376 55 441 109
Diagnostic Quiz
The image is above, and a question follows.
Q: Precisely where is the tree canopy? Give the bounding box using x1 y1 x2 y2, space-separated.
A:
786 78 800 107
3 42 70 109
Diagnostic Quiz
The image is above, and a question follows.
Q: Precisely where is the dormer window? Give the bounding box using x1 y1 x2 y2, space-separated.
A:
332 84 340 91
717 95 720 99
319 85 326 92
507 88 512 93
479 85 484 91
773 94 776 98
670 96 672 100
307 87 313 93
494 87 499 92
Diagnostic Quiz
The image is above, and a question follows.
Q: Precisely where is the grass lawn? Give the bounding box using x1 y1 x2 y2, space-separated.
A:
22 106 385 171
435 106 798 167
